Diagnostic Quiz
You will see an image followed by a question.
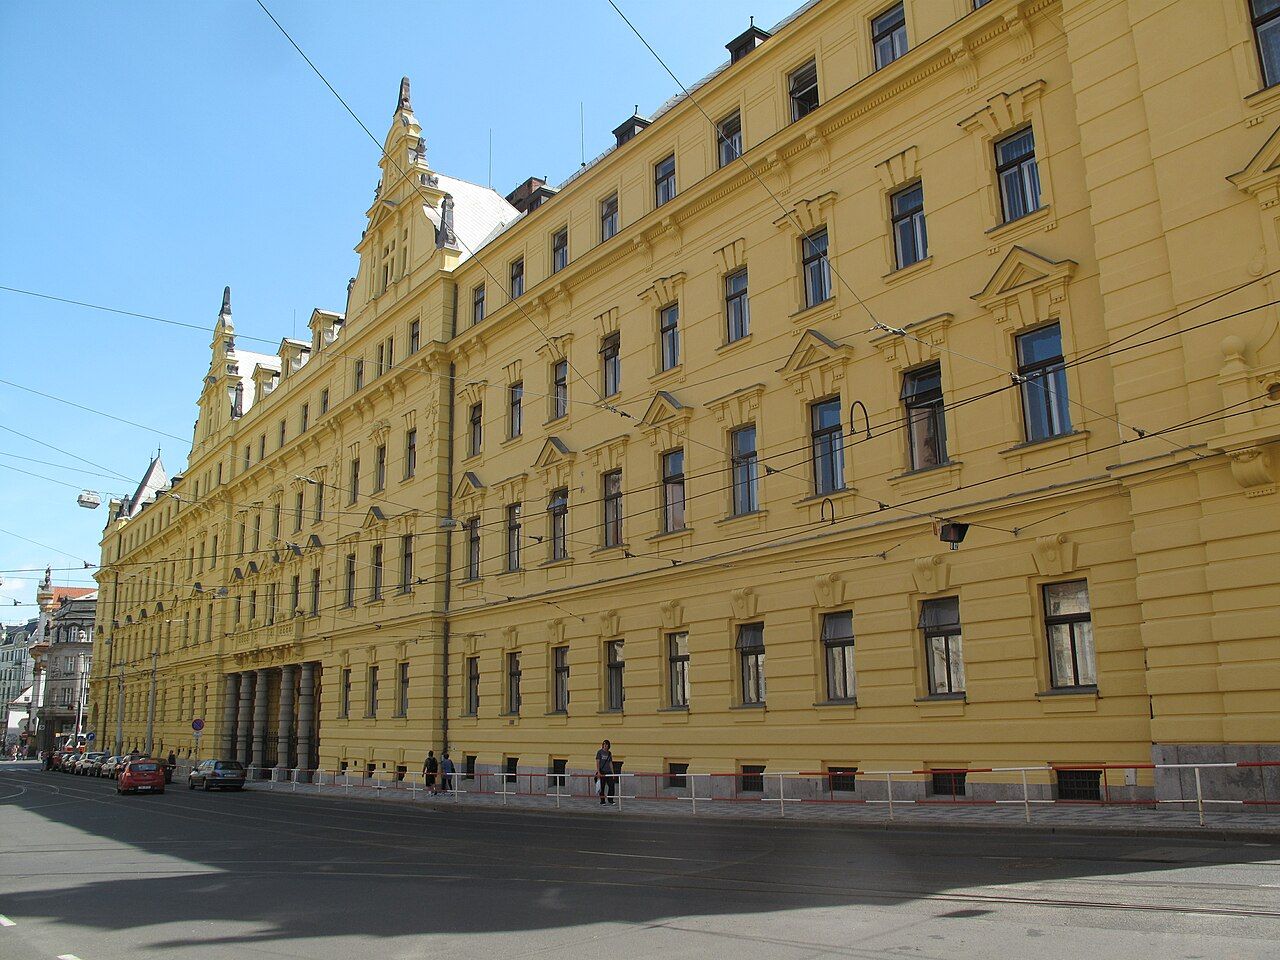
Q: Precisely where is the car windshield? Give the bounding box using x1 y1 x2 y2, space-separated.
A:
130 763 159 772
214 762 245 771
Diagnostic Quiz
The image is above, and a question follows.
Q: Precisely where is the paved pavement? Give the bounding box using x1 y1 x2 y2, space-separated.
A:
3 760 1280 959
245 768 1280 839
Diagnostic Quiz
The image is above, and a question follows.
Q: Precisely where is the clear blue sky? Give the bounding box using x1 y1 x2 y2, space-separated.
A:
0 0 803 617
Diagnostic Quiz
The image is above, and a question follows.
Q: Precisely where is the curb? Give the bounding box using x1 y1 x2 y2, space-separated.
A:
243 783 1280 845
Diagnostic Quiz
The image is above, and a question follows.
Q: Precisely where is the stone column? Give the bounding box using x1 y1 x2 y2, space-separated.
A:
275 664 297 781
251 667 269 776
297 661 316 781
222 672 240 759
236 671 254 764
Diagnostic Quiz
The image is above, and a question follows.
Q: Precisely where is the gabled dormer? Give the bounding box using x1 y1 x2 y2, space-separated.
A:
308 308 344 353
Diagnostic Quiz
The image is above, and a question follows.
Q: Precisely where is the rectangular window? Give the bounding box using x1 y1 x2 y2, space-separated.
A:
396 661 410 717
551 360 568 420
1044 580 1096 688
667 631 689 708
505 502 522 571
740 764 765 793
465 656 480 715
921 597 964 695
400 534 414 592
366 665 379 718
508 381 524 438
468 402 483 457
465 516 481 580
300 403 309 434
549 758 568 789
811 397 844 494
320 388 330 414
724 268 749 343
661 448 686 533
552 645 570 712
354 359 365 391
504 756 518 786
828 767 858 792
600 193 619 241
370 544 384 599
339 667 351 718
309 567 320 615
409 319 420 355
730 424 758 516
293 491 304 532
272 502 281 541
551 227 569 273
602 470 623 548
290 574 300 616
349 458 360 503
802 227 831 308
344 553 357 607
995 127 1041 223
249 589 257 623
1254 0 1280 88
654 153 676 206
717 111 742 167
872 3 908 69
737 622 766 704
374 443 387 491
509 258 524 299
605 639 625 711
1017 323 1072 442
903 364 947 470
659 303 680 370
472 283 486 326
1056 768 1102 801
789 60 819 121
666 762 689 790
313 481 324 524
506 652 521 714
600 334 621 397
548 488 569 561
253 512 262 551
891 182 928 269
404 428 417 479
259 434 266 460
822 611 856 701
932 770 967 797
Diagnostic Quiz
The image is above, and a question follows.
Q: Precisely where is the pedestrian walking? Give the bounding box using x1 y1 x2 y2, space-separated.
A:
595 739 615 806
165 750 176 784
441 752 456 793
423 750 439 795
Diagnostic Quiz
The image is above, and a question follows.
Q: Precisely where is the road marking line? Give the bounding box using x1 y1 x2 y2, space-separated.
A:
58 954 83 959
0 915 14 927
574 850 691 861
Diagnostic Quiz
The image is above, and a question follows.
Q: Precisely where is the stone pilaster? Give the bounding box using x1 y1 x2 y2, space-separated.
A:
275 664 297 780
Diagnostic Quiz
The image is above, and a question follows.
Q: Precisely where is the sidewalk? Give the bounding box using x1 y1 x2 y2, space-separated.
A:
239 774 1280 842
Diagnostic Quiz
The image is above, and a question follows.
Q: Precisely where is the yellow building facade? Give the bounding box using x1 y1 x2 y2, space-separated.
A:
89 0 1280 801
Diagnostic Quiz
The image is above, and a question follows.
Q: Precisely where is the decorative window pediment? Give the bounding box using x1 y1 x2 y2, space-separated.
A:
875 145 920 191
639 390 693 448
971 246 1075 328
535 437 576 488
778 329 854 400
706 383 765 427
639 272 687 307
454 470 485 500
1229 125 1280 208
362 506 389 529
458 380 486 408
494 472 528 504
596 307 620 338
958 80 1046 139
534 334 572 363
305 533 323 552
773 191 838 235
585 434 629 473
870 313 953 371
714 238 746 274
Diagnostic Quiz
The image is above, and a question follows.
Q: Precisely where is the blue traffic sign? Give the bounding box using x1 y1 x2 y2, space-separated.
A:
191 718 204 732
85 732 96 742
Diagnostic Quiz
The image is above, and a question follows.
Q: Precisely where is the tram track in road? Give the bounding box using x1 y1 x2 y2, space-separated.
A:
4 768 1280 925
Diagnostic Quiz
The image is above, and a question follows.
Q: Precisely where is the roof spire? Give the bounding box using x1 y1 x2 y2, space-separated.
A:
397 76 412 115
220 285 231 318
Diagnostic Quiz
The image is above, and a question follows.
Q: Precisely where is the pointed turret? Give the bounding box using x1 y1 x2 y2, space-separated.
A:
211 285 235 364
396 76 412 115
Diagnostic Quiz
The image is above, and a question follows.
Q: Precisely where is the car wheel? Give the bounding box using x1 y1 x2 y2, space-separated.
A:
188 778 195 790
203 779 212 791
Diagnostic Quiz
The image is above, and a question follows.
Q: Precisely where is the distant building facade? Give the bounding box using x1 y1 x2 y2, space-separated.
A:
1 619 36 747
29 569 95 753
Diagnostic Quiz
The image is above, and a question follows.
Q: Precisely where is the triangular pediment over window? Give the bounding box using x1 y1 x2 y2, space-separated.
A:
454 471 485 499
362 506 388 529
534 436 575 470
778 329 851 378
972 246 1076 306
639 391 690 430
778 330 854 400
1229 124 1280 205
305 534 324 551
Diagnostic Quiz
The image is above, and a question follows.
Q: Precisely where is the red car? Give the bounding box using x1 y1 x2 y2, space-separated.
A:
117 758 166 795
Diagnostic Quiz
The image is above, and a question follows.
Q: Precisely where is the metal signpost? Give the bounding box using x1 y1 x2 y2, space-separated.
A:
192 718 204 761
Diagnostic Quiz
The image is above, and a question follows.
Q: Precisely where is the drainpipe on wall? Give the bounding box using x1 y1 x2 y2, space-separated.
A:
440 286 458 755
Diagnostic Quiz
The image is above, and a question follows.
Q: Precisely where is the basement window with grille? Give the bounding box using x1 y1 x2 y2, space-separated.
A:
931 770 967 796
1056 769 1102 801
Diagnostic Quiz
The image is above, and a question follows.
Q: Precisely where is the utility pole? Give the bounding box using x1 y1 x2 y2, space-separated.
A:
144 649 158 756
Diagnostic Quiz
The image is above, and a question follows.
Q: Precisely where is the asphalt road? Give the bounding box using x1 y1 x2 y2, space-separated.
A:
2 761 1279 959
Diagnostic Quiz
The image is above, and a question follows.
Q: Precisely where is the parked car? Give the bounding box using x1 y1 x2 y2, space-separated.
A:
117 758 165 795
99 756 123 778
58 752 80 772
187 759 246 791
76 752 108 775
